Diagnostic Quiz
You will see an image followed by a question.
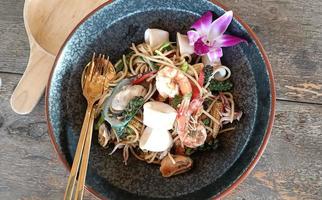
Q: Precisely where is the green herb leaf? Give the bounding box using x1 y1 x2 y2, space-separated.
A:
208 80 233 93
141 56 159 70
158 42 172 52
148 60 159 70
126 51 134 59
203 98 213 110
115 59 124 73
112 96 144 138
111 96 144 138
94 114 105 130
203 65 214 86
181 61 189 72
122 96 145 121
114 52 134 73
185 148 196 156
170 95 183 109
185 139 219 155
202 118 211 126
125 126 135 136
197 139 219 152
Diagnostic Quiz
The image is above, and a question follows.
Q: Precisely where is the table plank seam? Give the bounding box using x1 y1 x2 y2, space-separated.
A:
0 71 23 76
276 98 322 106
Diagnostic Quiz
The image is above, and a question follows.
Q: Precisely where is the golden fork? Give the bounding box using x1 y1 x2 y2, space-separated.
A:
64 54 110 200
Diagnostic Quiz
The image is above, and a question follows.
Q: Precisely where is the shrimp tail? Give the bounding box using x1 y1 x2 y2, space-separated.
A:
178 93 192 116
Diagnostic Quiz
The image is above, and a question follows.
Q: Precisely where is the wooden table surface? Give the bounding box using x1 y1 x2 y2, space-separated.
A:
1 0 321 199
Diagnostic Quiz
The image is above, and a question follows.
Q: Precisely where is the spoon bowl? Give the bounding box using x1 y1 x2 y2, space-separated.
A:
10 0 107 114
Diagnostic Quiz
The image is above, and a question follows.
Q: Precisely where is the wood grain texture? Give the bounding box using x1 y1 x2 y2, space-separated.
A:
1 73 322 199
226 100 322 200
0 0 29 74
219 0 322 104
0 73 96 200
1 0 322 104
0 0 322 199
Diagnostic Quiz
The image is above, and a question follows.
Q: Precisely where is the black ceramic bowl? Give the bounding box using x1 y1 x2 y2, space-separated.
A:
46 0 275 199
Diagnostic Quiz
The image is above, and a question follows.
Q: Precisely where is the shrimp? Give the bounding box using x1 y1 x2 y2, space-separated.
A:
156 67 206 148
177 97 207 148
156 66 192 98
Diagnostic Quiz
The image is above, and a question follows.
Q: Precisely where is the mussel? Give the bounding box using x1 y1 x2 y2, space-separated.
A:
160 155 193 177
102 78 145 137
111 85 146 112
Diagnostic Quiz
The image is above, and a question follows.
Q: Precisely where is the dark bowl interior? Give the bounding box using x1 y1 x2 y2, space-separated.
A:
46 0 273 199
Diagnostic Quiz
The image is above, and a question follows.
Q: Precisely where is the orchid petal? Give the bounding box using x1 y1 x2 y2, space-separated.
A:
217 34 247 47
187 30 200 45
194 38 210 55
207 48 223 63
191 11 213 35
208 11 233 42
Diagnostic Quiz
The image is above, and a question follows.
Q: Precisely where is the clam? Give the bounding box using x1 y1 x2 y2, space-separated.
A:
160 155 193 177
98 123 111 148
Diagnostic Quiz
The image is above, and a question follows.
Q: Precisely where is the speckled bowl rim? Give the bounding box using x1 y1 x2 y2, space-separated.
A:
45 0 276 199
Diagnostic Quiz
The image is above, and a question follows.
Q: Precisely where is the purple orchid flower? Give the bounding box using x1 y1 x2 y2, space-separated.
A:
187 11 246 63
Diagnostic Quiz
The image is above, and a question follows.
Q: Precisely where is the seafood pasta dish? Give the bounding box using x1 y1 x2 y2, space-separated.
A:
90 11 245 177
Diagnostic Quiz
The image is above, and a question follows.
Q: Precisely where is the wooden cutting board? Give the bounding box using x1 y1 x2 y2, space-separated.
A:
11 0 108 114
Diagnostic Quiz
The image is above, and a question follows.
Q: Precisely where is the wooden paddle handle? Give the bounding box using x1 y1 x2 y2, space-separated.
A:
10 43 55 114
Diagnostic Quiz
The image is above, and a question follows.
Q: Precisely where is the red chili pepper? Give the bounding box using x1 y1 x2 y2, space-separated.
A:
165 52 176 58
132 70 157 85
198 68 205 87
191 81 200 100
191 66 205 99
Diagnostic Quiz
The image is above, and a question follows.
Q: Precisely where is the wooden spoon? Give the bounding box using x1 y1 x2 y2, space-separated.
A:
11 0 107 114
